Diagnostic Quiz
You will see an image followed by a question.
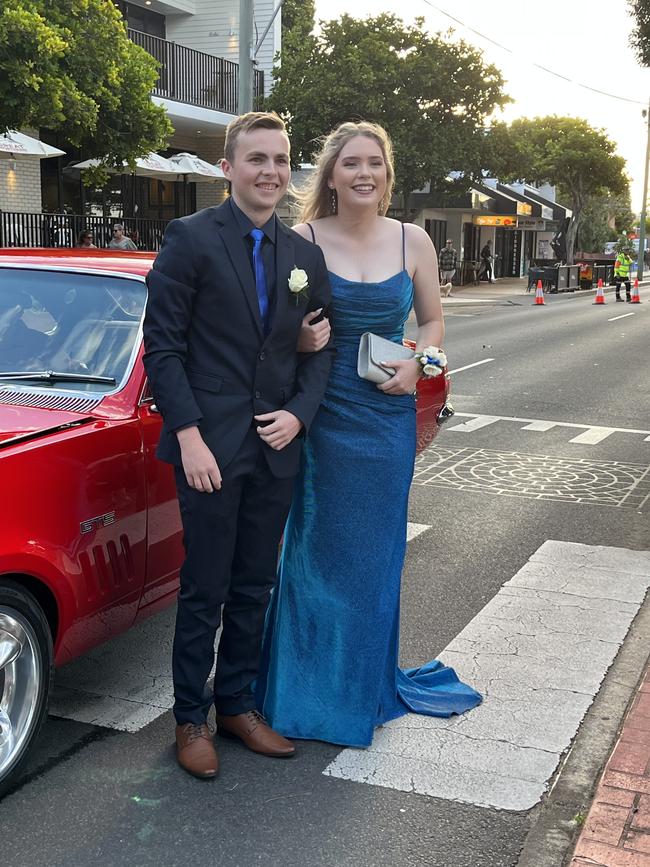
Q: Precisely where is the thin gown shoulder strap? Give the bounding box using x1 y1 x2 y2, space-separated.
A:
401 222 406 271
306 223 316 243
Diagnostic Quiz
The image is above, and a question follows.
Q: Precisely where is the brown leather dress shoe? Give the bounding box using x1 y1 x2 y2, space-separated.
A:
175 723 219 779
216 710 296 758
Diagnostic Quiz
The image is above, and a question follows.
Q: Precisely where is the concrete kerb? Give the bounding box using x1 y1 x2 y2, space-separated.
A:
515 587 650 867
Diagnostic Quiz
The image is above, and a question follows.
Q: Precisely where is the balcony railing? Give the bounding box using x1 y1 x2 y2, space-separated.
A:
0 211 169 252
128 29 265 115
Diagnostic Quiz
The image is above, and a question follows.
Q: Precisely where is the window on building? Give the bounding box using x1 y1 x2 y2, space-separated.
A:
115 1 166 37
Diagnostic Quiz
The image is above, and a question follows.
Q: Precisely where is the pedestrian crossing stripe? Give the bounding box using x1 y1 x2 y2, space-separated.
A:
447 412 650 443
323 541 650 811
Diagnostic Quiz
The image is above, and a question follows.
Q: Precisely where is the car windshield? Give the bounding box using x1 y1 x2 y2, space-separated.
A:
0 268 146 392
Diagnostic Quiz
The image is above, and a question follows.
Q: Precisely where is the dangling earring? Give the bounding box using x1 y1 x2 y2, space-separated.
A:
329 187 338 215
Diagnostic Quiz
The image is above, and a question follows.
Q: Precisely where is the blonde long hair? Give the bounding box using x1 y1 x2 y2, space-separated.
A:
296 122 395 223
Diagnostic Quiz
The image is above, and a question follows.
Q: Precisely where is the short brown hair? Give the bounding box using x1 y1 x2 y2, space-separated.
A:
224 111 287 162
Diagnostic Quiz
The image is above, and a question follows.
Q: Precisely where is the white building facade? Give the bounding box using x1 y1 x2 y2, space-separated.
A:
1 0 281 245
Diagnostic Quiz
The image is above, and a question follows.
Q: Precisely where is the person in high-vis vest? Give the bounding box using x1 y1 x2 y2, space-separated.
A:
614 249 633 302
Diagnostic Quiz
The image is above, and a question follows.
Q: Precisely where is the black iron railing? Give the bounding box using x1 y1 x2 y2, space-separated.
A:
0 212 169 252
128 29 265 115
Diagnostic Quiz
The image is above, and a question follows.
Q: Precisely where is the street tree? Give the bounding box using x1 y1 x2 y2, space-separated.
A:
486 116 628 264
268 13 508 213
577 192 635 253
629 0 650 65
0 0 172 181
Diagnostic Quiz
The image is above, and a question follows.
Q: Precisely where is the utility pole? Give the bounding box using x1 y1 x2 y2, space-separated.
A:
238 0 254 114
239 0 287 115
637 98 650 281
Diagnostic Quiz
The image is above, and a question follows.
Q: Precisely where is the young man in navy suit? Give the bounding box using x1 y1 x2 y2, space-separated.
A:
144 112 334 779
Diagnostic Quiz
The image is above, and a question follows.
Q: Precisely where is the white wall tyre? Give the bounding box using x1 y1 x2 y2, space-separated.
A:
0 581 53 798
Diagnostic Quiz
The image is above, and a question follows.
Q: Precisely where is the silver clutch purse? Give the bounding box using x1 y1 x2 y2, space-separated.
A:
357 332 414 384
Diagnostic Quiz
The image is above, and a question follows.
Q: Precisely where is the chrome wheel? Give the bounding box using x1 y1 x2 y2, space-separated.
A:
0 606 44 784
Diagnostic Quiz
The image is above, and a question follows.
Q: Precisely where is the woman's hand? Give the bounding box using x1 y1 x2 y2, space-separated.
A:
297 308 331 352
377 358 422 395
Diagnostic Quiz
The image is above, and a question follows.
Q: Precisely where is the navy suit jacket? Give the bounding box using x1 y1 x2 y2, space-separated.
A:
143 200 334 478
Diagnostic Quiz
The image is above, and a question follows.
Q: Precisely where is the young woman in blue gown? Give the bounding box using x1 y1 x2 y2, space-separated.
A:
255 122 481 748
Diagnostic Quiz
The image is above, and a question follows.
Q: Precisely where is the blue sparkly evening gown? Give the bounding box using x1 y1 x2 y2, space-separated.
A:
255 226 481 748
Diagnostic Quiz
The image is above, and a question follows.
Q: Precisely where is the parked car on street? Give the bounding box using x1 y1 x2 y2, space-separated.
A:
0 248 453 795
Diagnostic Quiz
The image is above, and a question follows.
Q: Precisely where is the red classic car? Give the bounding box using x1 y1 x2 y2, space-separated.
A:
0 248 452 795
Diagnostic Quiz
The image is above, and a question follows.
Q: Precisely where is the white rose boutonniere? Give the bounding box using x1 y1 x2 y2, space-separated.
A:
288 267 309 305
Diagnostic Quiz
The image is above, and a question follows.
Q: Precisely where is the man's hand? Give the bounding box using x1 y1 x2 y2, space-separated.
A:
377 358 422 395
176 426 222 492
297 308 331 353
255 410 303 450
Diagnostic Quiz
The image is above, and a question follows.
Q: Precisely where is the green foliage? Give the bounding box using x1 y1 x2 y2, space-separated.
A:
280 0 315 39
267 13 509 210
629 0 650 65
486 116 629 262
578 192 635 253
0 0 172 178
614 234 635 256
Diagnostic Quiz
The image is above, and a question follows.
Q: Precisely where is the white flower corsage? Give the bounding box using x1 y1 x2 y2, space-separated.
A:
414 345 447 378
288 267 309 305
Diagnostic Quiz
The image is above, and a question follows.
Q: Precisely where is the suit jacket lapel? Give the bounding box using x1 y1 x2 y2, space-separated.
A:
271 221 295 334
216 206 264 339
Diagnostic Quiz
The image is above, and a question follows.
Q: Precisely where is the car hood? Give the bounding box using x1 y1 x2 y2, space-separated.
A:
0 403 94 448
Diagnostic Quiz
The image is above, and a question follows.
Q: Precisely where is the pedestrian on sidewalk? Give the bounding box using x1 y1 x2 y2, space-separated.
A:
108 224 137 251
439 239 458 286
480 240 495 283
614 247 633 302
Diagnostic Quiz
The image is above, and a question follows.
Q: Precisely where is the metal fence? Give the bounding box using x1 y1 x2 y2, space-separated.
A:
128 29 265 114
0 212 169 251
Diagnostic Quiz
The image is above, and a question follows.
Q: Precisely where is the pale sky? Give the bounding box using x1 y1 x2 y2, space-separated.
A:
314 0 650 210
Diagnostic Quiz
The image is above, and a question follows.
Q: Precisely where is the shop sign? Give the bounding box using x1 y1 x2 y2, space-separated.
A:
472 215 517 227
516 202 533 216
510 218 547 230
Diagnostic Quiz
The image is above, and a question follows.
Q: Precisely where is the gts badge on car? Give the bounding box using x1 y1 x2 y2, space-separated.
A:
80 512 116 534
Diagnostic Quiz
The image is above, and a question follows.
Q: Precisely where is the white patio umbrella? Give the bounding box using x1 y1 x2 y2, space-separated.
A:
68 152 177 179
0 130 65 159
65 153 179 220
166 152 225 214
166 152 225 182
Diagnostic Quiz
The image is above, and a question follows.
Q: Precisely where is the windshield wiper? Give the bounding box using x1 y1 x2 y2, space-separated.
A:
0 370 116 385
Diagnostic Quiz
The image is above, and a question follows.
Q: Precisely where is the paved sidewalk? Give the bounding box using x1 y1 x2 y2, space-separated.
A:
442 276 650 306
570 658 650 866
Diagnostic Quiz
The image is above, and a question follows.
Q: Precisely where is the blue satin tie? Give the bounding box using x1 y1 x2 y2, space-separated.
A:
250 228 269 332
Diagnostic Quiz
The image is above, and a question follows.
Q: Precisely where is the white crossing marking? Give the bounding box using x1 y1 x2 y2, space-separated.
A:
449 412 650 441
608 312 636 321
406 522 431 541
569 428 615 445
323 541 650 811
447 358 495 375
50 608 177 732
446 415 501 432
51 526 435 731
521 421 557 431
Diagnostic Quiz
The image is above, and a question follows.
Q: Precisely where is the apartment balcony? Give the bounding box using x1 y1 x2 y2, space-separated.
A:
129 29 265 122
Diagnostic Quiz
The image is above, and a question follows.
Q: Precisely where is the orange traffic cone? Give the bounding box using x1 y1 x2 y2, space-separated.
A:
533 279 545 305
593 279 606 304
631 278 641 303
